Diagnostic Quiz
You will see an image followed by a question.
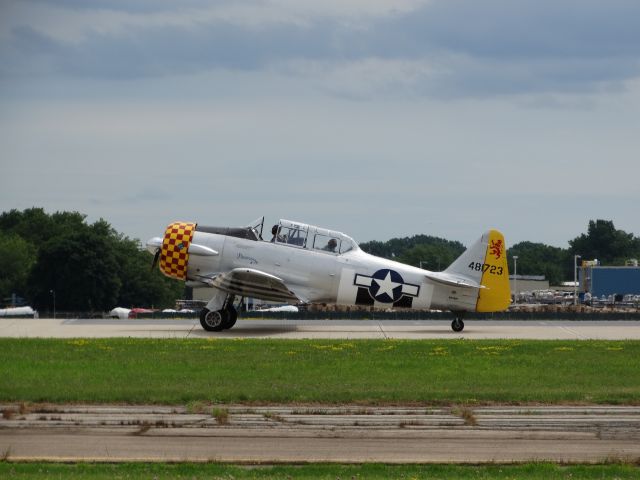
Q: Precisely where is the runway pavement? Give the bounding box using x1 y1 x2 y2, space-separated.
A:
2 319 640 464
1 317 640 339
1 404 639 463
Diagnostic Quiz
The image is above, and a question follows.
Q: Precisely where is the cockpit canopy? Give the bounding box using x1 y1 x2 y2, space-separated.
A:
197 217 358 254
272 219 357 254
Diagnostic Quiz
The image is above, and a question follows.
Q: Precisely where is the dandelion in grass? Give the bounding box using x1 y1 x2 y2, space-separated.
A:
476 346 510 355
376 345 396 352
429 347 449 356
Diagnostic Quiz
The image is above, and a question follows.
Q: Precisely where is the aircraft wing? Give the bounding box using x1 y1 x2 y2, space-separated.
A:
198 268 302 303
423 271 485 289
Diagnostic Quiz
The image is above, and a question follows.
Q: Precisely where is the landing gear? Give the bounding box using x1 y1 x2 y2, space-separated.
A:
200 308 225 331
222 305 237 329
451 318 465 332
200 296 238 332
451 311 465 332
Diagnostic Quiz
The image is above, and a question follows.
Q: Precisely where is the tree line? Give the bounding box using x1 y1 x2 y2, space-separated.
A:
1 208 638 311
0 208 183 312
360 219 640 285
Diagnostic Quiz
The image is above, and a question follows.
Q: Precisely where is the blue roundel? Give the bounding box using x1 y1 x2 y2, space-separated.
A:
369 269 404 303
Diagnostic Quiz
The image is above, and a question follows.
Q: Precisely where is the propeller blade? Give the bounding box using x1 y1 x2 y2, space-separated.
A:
151 249 160 271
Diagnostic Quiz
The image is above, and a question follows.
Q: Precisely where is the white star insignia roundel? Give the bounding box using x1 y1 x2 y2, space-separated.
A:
353 269 420 304
373 271 401 300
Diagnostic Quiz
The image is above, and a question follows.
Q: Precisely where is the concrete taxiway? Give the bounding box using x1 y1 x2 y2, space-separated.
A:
1 317 640 339
1 404 639 463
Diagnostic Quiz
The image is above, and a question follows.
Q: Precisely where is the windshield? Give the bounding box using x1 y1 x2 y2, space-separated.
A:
272 219 358 254
246 216 265 240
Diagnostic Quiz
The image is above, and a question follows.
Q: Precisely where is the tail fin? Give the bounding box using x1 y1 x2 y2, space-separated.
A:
445 229 511 312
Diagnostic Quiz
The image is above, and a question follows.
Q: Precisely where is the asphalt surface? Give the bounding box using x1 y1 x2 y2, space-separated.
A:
3 317 639 464
2 404 639 463
1 317 640 339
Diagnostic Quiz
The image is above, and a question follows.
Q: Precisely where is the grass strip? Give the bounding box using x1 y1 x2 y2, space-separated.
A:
1 339 639 404
1 462 639 479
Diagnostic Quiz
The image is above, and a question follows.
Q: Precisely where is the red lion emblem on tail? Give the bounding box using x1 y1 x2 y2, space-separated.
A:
489 239 503 260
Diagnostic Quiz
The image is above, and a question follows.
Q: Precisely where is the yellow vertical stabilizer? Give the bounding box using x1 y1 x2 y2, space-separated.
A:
475 229 511 312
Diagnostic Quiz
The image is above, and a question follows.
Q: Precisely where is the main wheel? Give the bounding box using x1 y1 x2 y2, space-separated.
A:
222 305 237 330
200 308 225 332
451 318 465 332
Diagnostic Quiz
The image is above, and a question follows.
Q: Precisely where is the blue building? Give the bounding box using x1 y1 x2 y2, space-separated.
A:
580 266 640 297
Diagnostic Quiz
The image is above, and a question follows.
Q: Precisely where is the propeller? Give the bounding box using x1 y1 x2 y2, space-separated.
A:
151 248 161 271
146 237 163 272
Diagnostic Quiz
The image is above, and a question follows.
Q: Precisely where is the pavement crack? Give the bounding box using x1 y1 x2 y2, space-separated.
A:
378 321 389 339
186 322 198 338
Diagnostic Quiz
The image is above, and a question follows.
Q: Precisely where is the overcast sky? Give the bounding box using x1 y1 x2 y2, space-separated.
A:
1 0 639 250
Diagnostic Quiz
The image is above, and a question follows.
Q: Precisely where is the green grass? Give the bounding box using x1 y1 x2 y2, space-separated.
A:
1 339 639 404
1 462 639 479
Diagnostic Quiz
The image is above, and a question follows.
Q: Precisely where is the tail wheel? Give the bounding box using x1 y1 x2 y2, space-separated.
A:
200 308 225 332
451 318 465 332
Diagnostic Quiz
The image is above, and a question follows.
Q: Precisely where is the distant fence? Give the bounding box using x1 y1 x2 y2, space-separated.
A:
241 310 640 321
15 310 640 321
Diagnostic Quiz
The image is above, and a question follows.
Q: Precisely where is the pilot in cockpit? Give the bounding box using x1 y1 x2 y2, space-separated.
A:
323 238 338 253
270 225 285 243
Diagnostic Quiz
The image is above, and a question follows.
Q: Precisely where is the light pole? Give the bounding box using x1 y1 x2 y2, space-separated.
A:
512 256 518 304
49 289 56 319
574 254 581 306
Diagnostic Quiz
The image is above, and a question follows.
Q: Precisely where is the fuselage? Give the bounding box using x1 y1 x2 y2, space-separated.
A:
185 229 475 312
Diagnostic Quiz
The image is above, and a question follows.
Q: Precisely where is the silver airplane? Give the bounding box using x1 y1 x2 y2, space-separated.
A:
146 217 511 332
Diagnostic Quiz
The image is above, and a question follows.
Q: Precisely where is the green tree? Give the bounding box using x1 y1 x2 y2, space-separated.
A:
111 236 183 309
569 219 640 265
360 234 465 269
0 208 86 246
1 208 186 311
396 243 465 271
0 233 36 304
26 230 121 312
507 241 569 285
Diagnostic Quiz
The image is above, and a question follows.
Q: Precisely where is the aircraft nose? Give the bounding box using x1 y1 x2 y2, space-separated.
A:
154 222 197 280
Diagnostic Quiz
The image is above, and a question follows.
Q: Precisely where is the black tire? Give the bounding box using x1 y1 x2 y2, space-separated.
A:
222 306 237 330
200 308 225 332
451 318 465 332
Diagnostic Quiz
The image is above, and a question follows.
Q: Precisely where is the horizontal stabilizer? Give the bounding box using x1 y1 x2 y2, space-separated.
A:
424 271 484 289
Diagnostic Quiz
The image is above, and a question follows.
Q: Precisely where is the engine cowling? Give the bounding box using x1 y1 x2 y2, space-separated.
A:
158 221 197 280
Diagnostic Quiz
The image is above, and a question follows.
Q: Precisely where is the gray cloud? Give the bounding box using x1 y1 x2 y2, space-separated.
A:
373 1 640 60
3 1 640 98
25 0 222 14
6 19 334 78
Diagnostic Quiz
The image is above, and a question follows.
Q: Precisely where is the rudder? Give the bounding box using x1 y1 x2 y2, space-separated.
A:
475 229 511 312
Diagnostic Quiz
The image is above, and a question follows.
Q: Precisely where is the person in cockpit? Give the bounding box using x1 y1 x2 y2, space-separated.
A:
323 238 337 252
271 225 285 243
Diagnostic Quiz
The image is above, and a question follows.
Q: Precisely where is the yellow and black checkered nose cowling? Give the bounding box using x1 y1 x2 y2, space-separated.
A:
159 222 196 280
